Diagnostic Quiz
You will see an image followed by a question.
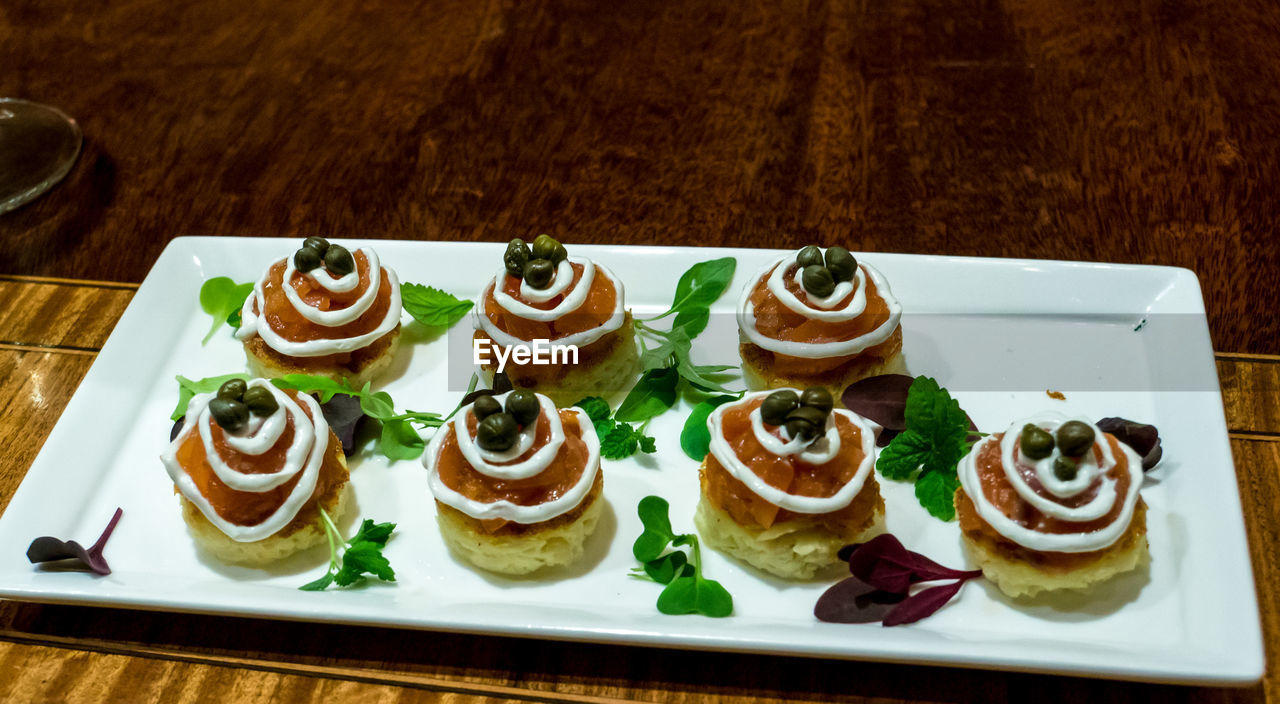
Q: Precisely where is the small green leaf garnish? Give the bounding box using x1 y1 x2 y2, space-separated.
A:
629 496 732 617
199 277 254 344
875 376 981 520
679 394 739 461
618 257 741 426
299 509 397 591
173 374 442 460
400 283 474 328
573 396 656 460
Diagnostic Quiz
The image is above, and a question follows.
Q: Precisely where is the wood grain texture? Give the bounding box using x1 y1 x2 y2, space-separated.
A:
1 0 1279 352
0 284 1276 702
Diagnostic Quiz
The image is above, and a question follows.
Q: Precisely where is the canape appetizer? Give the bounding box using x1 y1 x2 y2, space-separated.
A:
955 414 1148 598
424 388 604 575
237 237 402 387
695 387 884 579
473 235 637 406
161 378 350 565
738 246 904 396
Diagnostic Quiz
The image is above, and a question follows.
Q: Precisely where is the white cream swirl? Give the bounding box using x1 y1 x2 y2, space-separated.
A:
424 391 601 524
160 380 330 542
737 250 902 359
236 246 403 357
957 413 1144 553
473 257 626 349
707 390 876 514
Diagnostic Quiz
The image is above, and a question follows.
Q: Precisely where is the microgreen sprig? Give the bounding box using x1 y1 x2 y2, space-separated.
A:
630 496 732 617
618 258 741 425
299 509 397 591
198 277 254 344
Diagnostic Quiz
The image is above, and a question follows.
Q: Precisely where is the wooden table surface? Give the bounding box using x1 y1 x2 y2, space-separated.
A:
3 0 1280 701
0 276 1275 702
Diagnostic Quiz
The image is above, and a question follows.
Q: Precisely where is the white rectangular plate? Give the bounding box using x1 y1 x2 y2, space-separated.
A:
0 237 1263 685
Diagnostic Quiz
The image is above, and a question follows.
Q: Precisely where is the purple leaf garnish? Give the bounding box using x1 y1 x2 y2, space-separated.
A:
319 393 366 456
170 417 185 442
1096 417 1163 471
26 508 123 576
841 374 913 447
882 579 967 626
814 577 906 623
818 532 983 627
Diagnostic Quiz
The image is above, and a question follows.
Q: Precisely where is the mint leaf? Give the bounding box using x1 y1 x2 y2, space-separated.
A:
199 277 254 345
573 397 612 423
915 470 960 521
876 429 930 480
400 283 473 328
599 423 656 460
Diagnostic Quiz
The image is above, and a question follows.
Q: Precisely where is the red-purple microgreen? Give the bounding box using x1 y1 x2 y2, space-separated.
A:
678 393 742 460
874 376 983 520
1097 417 1163 470
630 496 733 617
300 509 397 591
575 396 656 460
621 258 741 424
400 283 474 329
841 373 915 447
816 534 982 626
198 277 254 344
27 508 123 576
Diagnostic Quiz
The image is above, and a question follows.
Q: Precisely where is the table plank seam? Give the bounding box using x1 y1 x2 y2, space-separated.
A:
1229 431 1280 443
0 631 634 704
0 341 100 356
0 275 138 291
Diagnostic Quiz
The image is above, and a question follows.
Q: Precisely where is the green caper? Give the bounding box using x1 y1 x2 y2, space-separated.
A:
504 239 530 277
302 236 330 253
785 417 818 441
505 389 541 427
787 405 827 430
472 394 502 421
531 234 561 262
216 378 247 402
524 258 555 289
293 246 323 272
1019 423 1055 460
209 398 249 432
824 246 858 283
243 386 278 416
1056 420 1096 457
551 241 568 264
796 245 824 269
799 387 833 416
760 390 800 426
1053 456 1079 482
324 244 356 276
476 412 519 452
801 265 836 298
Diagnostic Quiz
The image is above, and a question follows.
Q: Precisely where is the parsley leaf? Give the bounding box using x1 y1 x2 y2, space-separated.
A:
573 397 656 460
300 512 397 591
400 283 474 328
199 277 255 344
875 377 979 520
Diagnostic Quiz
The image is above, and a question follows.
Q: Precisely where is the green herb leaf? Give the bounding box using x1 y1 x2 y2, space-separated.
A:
199 277 254 345
271 374 356 403
600 423 656 460
633 496 676 561
651 257 736 323
915 469 960 521
271 374 441 460
379 418 425 460
573 397 612 423
299 509 397 591
643 551 690 584
631 496 734 617
874 376 975 521
172 373 249 420
400 283 474 328
679 394 738 460
616 367 680 423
